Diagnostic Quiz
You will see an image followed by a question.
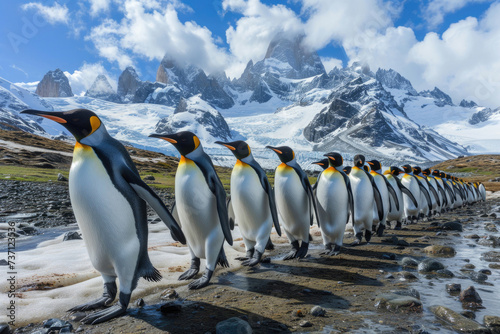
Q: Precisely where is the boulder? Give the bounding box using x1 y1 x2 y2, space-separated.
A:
430 305 489 333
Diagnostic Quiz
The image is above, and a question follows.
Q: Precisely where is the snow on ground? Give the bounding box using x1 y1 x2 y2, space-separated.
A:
0 224 256 326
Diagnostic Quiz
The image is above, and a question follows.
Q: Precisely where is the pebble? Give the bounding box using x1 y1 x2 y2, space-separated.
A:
479 269 492 275
216 317 252 334
135 298 145 307
57 173 68 182
464 234 480 239
482 251 500 262
399 271 418 280
400 257 419 268
431 306 488 333
299 320 312 328
63 231 82 241
468 272 488 282
484 315 500 330
292 310 304 317
385 273 394 279
441 221 463 231
310 305 326 317
0 260 8 266
160 289 179 300
436 269 454 278
418 258 445 273
446 283 461 293
423 245 456 256
460 286 483 306
489 263 500 269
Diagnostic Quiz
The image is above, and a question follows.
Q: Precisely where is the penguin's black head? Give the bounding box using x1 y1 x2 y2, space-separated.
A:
401 164 412 173
353 154 365 168
413 166 422 175
21 109 102 142
440 172 446 178
324 152 343 167
343 166 352 175
311 158 329 170
367 160 381 171
423 168 431 176
149 131 201 156
445 174 451 179
389 166 403 176
215 140 251 160
266 146 295 163
432 170 440 177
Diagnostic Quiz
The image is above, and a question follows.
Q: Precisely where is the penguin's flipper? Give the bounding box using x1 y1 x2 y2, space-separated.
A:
415 179 432 211
426 180 440 206
395 177 418 207
124 168 186 245
193 154 233 246
384 177 399 211
365 171 383 221
435 181 448 206
226 196 235 230
341 171 355 225
291 165 320 227
443 181 456 202
247 160 281 236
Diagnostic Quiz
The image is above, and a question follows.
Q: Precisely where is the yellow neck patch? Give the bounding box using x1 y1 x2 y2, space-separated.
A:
89 116 101 135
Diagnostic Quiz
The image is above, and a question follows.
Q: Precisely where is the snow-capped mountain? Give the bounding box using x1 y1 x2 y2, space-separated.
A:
35 69 73 97
3 35 500 167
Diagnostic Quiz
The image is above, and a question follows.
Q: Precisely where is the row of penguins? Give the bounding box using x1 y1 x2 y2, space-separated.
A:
21 108 487 324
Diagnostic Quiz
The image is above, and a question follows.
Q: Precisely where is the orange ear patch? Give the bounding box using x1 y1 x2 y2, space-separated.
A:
193 136 200 149
89 116 101 134
41 115 67 124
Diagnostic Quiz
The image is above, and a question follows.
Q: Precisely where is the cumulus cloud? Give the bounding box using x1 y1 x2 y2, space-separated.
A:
21 2 69 25
424 0 494 27
320 57 343 73
86 0 230 74
88 0 112 16
64 63 116 95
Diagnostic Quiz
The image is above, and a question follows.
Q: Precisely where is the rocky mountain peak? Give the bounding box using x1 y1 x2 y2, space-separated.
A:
35 69 73 98
420 87 453 107
376 68 418 95
85 75 121 103
118 66 141 100
460 99 477 108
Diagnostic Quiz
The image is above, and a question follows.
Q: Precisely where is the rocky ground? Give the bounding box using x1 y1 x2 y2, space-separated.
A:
1 180 500 334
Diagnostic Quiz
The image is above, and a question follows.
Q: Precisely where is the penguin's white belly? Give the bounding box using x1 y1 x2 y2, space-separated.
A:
349 168 373 228
316 170 348 244
175 158 222 259
385 176 403 221
69 145 138 277
401 175 419 215
372 174 389 223
274 165 309 241
231 164 271 242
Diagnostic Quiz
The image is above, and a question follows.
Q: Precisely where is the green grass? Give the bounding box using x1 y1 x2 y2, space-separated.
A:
0 165 69 182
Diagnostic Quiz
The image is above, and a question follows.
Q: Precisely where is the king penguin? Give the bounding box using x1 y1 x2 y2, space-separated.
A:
21 109 185 324
383 167 418 230
267 146 319 260
400 164 431 222
413 166 440 217
315 152 354 255
150 131 232 289
367 160 399 237
349 155 383 245
215 140 281 266
422 168 447 214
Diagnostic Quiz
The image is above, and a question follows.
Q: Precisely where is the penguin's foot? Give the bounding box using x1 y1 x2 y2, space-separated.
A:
296 242 309 259
265 238 275 251
283 240 300 260
179 258 200 280
394 222 402 230
236 248 254 261
371 225 377 232
320 243 333 255
188 270 213 290
328 245 342 256
349 232 363 246
68 282 117 312
365 230 372 243
386 221 392 229
242 250 262 267
81 304 127 325
376 224 385 237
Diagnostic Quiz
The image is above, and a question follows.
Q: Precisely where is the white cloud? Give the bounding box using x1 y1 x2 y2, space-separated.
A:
88 0 112 16
320 57 343 72
64 63 116 95
11 65 29 78
86 0 230 74
21 2 69 25
425 0 494 27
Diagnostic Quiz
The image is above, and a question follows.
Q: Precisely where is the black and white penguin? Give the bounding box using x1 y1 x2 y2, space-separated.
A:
21 109 185 324
150 131 232 289
215 140 281 266
401 164 431 222
384 167 418 230
413 166 440 218
315 152 354 255
266 146 319 260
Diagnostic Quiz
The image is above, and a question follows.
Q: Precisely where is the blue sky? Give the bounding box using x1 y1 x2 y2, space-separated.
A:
1 0 499 107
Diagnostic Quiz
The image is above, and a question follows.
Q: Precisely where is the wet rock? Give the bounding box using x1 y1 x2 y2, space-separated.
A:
63 231 81 241
463 264 476 269
43 318 72 331
446 283 461 293
479 269 492 275
489 263 500 269
441 221 463 231
465 234 480 239
57 173 68 182
135 298 145 307
383 235 399 244
216 317 252 334
0 260 7 266
423 245 456 256
310 305 326 317
299 320 312 328
385 273 394 279
60 327 72 333
484 316 500 334
468 272 488 283
430 306 489 333
485 224 498 232
143 175 155 181
436 269 454 278
478 235 500 247
382 253 396 260
399 271 418 280
400 257 419 268
160 289 179 300
160 301 182 314
374 293 422 312
21 226 38 235
460 286 483 306
0 323 10 334
482 251 500 262
461 311 476 319
418 258 445 273
490 213 497 218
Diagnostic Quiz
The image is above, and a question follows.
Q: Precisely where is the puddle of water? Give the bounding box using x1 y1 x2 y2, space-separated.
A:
1 213 39 221
0 225 77 252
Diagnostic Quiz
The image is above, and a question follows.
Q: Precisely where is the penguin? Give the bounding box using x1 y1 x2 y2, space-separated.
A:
383 167 418 230
367 160 399 236
400 164 431 221
422 168 447 214
267 146 319 260
21 109 185 324
215 140 281 266
343 166 352 175
478 182 486 201
150 131 232 289
315 152 354 255
348 155 383 245
413 166 440 218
